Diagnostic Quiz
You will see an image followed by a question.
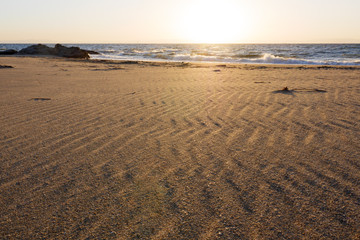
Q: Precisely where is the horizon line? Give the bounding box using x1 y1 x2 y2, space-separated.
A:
1 42 360 45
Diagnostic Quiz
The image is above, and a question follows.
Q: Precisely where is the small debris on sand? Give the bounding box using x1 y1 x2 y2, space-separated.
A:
28 98 51 101
274 87 327 94
0 65 14 69
91 67 125 71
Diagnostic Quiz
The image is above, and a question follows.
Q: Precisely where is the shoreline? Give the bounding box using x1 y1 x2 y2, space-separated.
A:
3 55 360 70
2 43 360 67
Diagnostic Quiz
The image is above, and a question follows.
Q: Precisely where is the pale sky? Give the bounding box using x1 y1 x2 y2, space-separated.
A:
1 0 360 43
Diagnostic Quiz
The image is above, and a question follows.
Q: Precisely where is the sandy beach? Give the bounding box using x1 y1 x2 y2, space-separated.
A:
1 56 360 239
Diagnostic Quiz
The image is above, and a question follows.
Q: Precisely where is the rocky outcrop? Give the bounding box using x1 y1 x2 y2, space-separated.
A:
0 49 18 55
54 44 89 58
17 44 97 59
19 44 56 55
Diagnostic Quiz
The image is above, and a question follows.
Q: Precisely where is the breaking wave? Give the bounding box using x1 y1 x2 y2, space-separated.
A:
91 51 360 66
87 44 360 65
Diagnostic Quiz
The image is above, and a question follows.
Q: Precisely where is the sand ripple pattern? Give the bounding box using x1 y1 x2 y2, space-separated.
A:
1 58 360 239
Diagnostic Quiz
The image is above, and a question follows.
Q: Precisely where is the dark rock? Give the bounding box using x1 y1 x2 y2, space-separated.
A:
19 44 56 55
54 44 89 59
18 44 90 59
0 49 18 55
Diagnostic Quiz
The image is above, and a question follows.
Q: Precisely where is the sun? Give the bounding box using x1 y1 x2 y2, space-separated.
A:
177 0 251 43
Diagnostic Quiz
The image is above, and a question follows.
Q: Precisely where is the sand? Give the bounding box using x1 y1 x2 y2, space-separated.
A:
0 56 360 239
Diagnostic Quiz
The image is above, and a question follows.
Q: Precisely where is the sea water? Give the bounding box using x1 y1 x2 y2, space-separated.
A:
1 43 360 66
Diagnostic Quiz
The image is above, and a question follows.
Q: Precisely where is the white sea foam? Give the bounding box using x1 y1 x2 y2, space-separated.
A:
79 44 360 66
91 52 360 66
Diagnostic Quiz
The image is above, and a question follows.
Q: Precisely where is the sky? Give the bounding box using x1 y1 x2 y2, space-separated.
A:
1 0 360 43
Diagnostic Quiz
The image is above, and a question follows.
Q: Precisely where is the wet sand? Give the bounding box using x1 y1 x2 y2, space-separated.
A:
1 56 360 239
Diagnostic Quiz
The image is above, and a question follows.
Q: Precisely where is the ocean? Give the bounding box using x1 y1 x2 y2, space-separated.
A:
1 43 360 66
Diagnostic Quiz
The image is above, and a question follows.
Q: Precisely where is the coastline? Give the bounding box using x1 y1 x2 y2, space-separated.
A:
1 56 360 239
2 43 360 66
4 54 360 69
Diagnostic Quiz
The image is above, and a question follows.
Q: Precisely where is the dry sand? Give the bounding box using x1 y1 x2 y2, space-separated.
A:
0 56 360 239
